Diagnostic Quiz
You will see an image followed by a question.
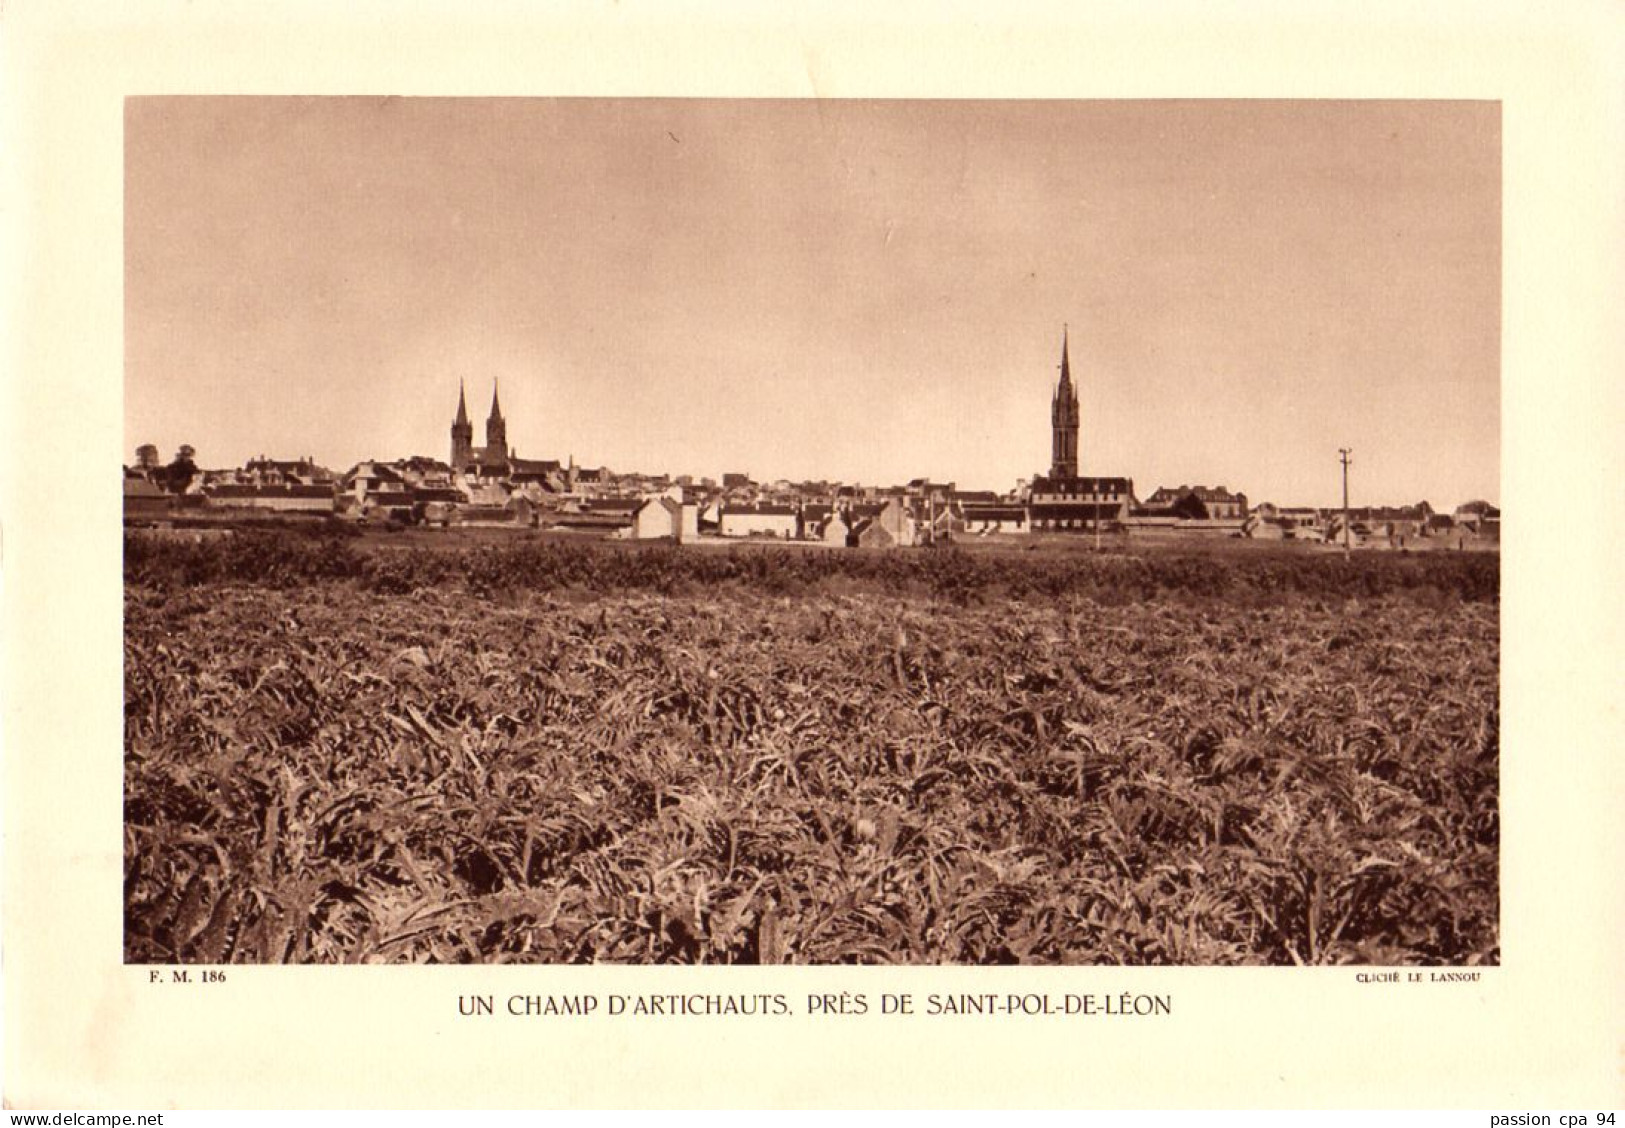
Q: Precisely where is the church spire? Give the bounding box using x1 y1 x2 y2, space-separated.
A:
485 379 509 463
451 380 475 471
1050 325 1080 479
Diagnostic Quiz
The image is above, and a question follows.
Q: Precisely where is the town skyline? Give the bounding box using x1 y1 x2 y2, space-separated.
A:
125 98 1500 507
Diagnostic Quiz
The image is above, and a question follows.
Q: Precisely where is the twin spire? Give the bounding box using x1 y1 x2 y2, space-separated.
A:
453 379 502 426
450 379 511 472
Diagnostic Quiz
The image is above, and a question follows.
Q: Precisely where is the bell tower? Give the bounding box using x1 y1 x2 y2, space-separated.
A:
450 381 474 471
485 382 509 463
1050 327 1080 478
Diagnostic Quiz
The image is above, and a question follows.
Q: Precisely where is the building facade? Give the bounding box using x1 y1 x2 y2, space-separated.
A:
1028 476 1135 531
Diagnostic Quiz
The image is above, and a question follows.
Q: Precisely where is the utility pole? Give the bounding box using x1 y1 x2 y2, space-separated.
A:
1338 448 1353 556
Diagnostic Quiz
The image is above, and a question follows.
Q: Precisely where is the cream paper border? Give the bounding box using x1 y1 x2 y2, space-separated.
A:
3 0 1622 1109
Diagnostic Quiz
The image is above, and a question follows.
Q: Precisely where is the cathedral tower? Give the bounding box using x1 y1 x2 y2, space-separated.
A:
450 381 474 472
1050 328 1080 478
485 382 509 464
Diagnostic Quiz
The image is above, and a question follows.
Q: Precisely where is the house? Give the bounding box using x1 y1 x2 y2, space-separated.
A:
615 471 672 498
1138 489 1206 520
340 461 431 523
797 505 849 545
506 457 565 493
391 455 459 490
630 496 684 541
1246 503 1323 540
459 468 513 508
1454 500 1500 538
569 466 609 497
1141 485 1249 520
845 498 915 547
849 515 897 547
1275 507 1325 539
1242 514 1288 540
818 510 849 546
242 455 335 487
1328 503 1435 546
906 479 956 504
719 504 798 539
123 477 174 523
393 454 454 475
680 481 716 507
1029 475 1134 533
342 461 411 505
960 503 1028 536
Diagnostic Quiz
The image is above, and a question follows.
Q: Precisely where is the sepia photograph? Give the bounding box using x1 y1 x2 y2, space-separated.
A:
119 96 1503 967
6 0 1623 1109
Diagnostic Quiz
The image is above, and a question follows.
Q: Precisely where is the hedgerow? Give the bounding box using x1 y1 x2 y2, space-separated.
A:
124 530 1499 604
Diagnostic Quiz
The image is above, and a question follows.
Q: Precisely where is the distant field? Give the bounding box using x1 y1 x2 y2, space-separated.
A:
124 532 1498 965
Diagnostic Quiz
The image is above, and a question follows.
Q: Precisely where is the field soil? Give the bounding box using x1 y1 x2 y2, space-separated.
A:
124 536 1498 965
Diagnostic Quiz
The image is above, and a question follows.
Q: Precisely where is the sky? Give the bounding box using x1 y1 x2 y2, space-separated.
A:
125 98 1499 506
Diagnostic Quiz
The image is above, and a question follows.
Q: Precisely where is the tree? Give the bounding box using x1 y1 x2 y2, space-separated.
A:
165 445 199 494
